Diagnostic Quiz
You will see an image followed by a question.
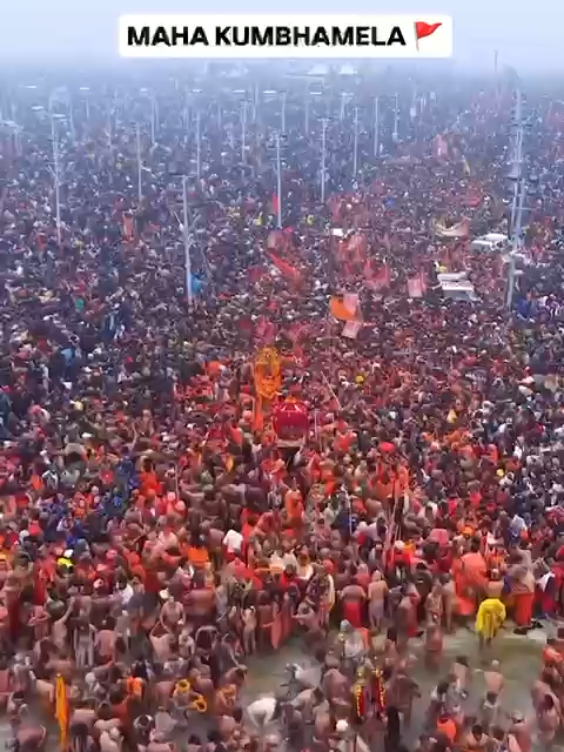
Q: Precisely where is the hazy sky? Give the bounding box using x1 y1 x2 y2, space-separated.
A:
0 0 560 73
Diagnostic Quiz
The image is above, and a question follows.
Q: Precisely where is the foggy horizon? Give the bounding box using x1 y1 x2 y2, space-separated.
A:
0 0 561 75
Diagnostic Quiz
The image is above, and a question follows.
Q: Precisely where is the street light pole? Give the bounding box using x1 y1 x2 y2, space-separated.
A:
281 92 287 133
241 102 247 164
136 123 142 204
340 93 347 122
196 110 202 180
321 119 328 203
276 133 283 229
182 175 194 309
353 108 359 177
151 97 157 145
373 97 379 158
51 115 62 246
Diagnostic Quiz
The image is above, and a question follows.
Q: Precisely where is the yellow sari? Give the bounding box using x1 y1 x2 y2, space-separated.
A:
475 598 506 640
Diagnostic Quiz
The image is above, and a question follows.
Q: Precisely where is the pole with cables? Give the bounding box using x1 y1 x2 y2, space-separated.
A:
51 115 62 246
321 119 327 203
393 94 399 141
182 175 194 309
253 84 259 124
507 88 525 310
305 89 310 136
241 102 247 164
106 106 113 149
69 98 75 141
340 93 347 122
281 92 287 133
353 107 359 177
373 97 379 158
136 124 142 204
151 97 157 145
196 110 202 180
10 104 20 156
276 133 282 229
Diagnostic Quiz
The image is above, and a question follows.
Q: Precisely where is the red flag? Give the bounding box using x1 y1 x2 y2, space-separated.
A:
267 251 302 286
248 266 266 284
366 264 391 291
267 230 284 250
255 316 276 344
271 193 280 216
415 21 442 40
407 270 428 298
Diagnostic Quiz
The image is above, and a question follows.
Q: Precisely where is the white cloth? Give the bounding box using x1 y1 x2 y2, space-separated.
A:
223 529 243 553
247 696 277 728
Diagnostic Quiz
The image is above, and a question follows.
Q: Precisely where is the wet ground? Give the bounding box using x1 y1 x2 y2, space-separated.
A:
0 623 558 751
241 622 562 752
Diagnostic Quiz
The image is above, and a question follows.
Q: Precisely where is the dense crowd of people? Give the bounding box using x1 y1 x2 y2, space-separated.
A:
0 70 564 752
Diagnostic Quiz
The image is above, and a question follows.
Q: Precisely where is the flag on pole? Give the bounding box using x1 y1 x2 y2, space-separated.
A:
267 251 302 286
342 320 363 339
415 21 442 41
407 271 428 298
366 263 391 291
55 674 69 751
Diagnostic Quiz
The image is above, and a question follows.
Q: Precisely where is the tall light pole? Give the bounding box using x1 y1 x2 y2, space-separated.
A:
276 133 282 229
151 96 158 145
106 105 113 149
393 94 399 141
304 89 310 136
321 119 328 203
353 107 359 177
281 92 287 133
507 87 526 310
253 84 259 123
340 93 347 122
136 124 143 204
80 86 90 123
373 97 379 158
241 102 247 164
182 175 194 309
196 110 202 180
50 114 62 246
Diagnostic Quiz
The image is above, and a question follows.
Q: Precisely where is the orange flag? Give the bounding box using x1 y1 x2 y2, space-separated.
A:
329 294 359 322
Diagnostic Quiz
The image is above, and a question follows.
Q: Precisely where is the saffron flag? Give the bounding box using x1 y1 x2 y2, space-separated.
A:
55 674 69 752
329 295 359 322
271 193 280 216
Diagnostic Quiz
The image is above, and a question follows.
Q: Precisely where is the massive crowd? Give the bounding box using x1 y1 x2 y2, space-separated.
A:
0 70 564 752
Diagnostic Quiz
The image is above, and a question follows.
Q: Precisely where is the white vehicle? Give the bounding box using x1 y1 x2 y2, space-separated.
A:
470 233 509 253
437 272 478 301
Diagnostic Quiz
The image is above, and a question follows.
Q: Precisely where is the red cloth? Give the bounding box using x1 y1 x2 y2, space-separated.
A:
342 599 363 629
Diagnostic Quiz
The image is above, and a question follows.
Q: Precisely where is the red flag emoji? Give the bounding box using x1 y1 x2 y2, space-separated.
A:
415 21 442 45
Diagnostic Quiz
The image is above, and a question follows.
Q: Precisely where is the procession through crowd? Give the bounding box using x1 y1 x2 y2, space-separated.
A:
2 66 564 752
